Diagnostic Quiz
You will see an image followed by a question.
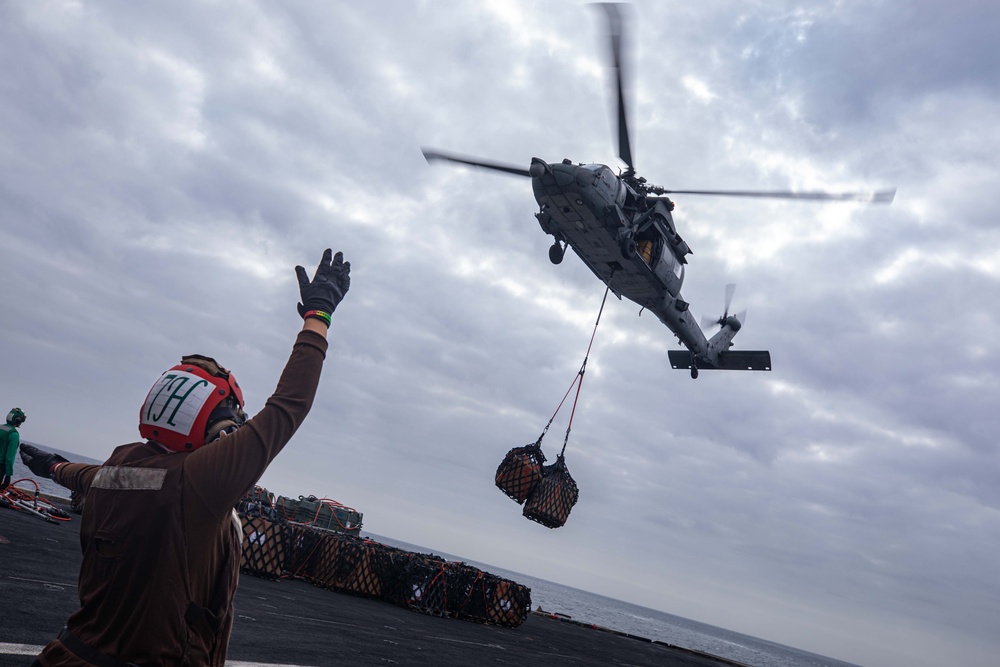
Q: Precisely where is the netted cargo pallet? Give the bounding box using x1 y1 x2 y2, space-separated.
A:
299 530 342 587
391 554 531 627
238 485 278 517
283 522 326 579
305 533 405 600
523 455 579 529
487 576 531 628
239 515 288 580
277 494 363 535
392 554 450 616
495 443 546 504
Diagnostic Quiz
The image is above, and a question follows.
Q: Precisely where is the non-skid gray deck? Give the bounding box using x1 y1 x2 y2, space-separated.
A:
1 502 741 667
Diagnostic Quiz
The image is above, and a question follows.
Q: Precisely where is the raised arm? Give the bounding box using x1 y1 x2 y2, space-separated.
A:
184 249 350 519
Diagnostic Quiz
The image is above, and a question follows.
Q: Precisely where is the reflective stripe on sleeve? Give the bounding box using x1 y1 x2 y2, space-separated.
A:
92 466 168 491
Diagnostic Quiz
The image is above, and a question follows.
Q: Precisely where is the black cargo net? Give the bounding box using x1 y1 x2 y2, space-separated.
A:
305 534 401 599
522 455 580 528
236 488 531 627
240 515 287 580
495 442 546 504
283 523 325 580
392 554 531 628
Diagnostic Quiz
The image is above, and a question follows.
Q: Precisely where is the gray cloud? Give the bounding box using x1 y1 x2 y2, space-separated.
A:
2 2 998 666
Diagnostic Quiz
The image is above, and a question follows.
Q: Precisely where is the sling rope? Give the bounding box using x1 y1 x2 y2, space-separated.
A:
537 273 615 457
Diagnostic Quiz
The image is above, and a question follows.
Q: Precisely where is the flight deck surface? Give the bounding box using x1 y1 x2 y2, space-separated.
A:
1 504 744 667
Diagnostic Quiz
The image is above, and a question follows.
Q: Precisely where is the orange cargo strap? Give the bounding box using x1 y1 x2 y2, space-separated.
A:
538 275 613 457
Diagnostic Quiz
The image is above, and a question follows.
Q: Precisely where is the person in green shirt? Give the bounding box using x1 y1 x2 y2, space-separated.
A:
1 407 26 490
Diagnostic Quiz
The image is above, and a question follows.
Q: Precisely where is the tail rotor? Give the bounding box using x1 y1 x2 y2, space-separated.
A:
701 283 746 331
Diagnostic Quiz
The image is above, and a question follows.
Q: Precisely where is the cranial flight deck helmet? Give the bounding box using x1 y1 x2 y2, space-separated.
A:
139 355 247 452
6 408 25 427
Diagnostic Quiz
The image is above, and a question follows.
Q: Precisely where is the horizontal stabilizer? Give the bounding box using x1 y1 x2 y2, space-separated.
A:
668 350 772 372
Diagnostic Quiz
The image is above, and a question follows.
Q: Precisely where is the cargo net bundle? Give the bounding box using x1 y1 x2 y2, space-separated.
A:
278 494 363 536
237 485 281 522
495 279 614 528
236 491 531 628
495 445 579 529
392 554 530 627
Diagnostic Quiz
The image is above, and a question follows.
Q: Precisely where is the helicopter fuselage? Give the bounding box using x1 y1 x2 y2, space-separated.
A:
530 159 709 350
527 158 771 376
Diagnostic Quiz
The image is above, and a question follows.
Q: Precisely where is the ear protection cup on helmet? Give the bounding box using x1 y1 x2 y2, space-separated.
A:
204 396 248 444
6 408 25 427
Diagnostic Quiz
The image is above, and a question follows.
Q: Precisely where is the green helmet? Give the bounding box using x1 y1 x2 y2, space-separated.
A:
6 407 25 427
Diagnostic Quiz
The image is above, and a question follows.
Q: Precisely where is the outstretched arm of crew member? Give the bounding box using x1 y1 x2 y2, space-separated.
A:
185 248 351 519
18 443 100 496
20 443 68 478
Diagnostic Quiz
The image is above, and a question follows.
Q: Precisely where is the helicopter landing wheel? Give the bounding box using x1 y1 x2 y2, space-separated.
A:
549 242 565 264
690 366 699 379
620 237 637 259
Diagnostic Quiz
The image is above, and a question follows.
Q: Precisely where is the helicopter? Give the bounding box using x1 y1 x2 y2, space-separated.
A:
422 4 895 379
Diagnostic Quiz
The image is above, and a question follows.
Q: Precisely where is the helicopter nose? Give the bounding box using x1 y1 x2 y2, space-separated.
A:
529 158 549 178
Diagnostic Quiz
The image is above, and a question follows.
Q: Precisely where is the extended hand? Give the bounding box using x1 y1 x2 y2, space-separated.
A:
295 249 351 323
19 443 68 478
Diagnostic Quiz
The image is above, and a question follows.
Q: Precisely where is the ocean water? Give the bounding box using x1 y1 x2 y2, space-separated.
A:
366 533 863 667
8 447 859 667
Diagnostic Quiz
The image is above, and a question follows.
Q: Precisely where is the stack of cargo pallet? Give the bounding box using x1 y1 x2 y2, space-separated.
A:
236 504 530 628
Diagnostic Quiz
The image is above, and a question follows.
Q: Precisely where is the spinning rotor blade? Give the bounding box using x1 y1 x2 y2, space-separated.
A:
661 187 897 204
702 284 743 330
724 283 736 317
421 148 531 178
701 310 745 330
597 3 634 174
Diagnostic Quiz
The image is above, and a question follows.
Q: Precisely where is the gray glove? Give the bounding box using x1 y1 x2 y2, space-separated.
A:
295 249 351 323
19 443 68 478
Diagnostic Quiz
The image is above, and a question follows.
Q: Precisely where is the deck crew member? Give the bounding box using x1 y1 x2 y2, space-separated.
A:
1 407 26 491
20 248 350 667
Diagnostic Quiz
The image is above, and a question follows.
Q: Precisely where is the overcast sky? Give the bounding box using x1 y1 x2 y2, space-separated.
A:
3 1 999 666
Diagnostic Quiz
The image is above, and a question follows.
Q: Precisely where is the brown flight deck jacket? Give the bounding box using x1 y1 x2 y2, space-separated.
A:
35 330 329 667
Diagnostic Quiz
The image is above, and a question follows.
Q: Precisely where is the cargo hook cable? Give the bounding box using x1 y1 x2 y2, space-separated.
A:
537 272 615 458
